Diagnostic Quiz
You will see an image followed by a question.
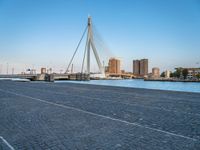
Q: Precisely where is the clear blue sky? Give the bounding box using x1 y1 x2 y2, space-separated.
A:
0 0 200 74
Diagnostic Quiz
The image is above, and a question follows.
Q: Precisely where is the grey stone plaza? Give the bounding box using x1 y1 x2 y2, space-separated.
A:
0 81 200 149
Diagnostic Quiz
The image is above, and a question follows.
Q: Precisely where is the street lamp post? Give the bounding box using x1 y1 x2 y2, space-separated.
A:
6 63 9 75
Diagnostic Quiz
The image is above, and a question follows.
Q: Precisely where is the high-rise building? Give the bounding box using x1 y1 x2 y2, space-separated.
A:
133 60 140 75
140 59 148 76
133 59 148 76
152 67 160 78
108 58 121 74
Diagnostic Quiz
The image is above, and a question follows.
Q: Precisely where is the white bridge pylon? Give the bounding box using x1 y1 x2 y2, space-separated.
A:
66 17 105 78
86 17 104 75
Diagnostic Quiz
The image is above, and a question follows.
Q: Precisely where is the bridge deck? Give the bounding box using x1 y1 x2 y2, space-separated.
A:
0 80 200 149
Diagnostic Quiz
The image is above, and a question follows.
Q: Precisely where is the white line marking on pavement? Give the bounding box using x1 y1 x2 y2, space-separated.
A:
0 88 198 142
0 136 15 150
30 87 200 117
5 84 200 117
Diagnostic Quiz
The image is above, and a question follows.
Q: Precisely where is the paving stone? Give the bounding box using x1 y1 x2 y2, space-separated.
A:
0 80 200 149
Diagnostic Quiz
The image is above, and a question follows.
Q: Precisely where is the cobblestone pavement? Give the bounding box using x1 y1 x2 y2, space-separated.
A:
0 80 200 150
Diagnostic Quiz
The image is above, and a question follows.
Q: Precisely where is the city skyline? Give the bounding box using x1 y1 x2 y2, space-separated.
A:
0 0 200 74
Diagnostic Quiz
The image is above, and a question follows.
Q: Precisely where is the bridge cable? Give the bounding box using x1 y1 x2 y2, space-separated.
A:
65 25 88 74
92 24 114 66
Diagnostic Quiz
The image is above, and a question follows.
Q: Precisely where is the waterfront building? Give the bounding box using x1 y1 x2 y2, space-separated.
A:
152 67 160 78
108 58 121 74
179 68 200 79
133 59 148 77
140 59 148 76
41 68 46 74
186 68 200 79
165 70 171 78
133 60 140 75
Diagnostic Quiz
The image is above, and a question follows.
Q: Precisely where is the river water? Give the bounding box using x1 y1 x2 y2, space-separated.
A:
56 79 200 93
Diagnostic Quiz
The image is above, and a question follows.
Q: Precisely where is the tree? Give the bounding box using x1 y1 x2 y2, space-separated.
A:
174 68 181 78
170 72 174 78
182 69 188 79
160 72 165 77
196 74 200 79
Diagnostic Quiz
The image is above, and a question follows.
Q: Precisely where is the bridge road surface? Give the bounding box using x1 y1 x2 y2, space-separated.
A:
0 80 200 150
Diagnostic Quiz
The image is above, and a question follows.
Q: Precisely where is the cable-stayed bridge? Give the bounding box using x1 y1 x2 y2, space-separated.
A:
65 16 106 79
0 17 108 81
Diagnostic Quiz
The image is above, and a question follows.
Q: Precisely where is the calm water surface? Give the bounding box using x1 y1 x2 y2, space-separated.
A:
56 79 200 93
